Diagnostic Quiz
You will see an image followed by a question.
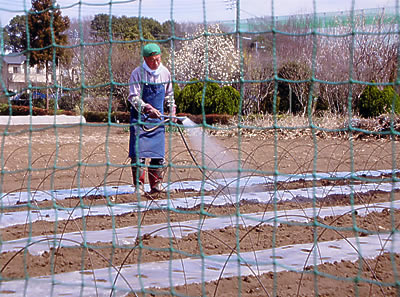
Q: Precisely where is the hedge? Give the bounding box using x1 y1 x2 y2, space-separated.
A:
0 104 76 116
0 104 232 125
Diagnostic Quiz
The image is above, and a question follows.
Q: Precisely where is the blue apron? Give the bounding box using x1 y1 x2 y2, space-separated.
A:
129 83 165 159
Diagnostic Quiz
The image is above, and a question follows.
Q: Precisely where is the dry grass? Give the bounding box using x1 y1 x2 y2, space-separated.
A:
207 112 400 140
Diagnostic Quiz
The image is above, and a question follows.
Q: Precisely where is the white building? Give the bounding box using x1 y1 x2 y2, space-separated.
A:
1 54 59 94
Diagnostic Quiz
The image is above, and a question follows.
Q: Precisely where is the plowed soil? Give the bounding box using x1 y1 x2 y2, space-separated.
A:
1 123 399 296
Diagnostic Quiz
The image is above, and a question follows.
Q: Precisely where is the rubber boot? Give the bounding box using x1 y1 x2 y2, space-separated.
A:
131 166 146 195
148 167 165 193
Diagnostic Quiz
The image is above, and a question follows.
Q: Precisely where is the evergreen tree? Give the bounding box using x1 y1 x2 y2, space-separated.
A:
23 0 70 108
25 0 70 67
358 84 400 118
4 15 26 53
90 15 163 41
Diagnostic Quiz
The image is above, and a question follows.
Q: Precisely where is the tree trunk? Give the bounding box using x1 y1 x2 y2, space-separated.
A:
46 62 49 110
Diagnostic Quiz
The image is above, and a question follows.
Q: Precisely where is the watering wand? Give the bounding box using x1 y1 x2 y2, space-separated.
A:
141 115 187 132
162 115 187 125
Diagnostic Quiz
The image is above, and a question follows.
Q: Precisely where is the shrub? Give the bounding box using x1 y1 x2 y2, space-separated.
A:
358 84 400 118
14 105 47 115
0 103 9 114
194 81 220 114
83 111 130 123
0 104 75 116
175 80 203 114
208 85 240 115
176 80 240 115
112 111 130 123
83 111 108 122
58 92 82 111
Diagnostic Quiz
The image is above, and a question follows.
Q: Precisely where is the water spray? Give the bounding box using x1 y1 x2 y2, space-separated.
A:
140 114 225 189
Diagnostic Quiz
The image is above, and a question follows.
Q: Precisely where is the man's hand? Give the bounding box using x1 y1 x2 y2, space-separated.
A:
144 104 162 119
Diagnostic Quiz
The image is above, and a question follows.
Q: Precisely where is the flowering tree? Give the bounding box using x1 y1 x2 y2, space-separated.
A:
170 24 240 84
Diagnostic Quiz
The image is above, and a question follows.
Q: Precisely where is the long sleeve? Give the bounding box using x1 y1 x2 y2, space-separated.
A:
128 64 173 112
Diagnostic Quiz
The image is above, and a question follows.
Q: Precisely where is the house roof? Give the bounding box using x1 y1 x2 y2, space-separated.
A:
2 54 26 65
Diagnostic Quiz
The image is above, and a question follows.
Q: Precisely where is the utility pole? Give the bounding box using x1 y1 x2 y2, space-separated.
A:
224 0 239 49
224 0 236 10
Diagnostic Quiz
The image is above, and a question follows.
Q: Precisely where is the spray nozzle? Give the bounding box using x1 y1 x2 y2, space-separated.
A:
161 115 187 125
175 116 187 125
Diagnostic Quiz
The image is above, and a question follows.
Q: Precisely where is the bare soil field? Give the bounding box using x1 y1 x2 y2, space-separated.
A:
0 122 399 296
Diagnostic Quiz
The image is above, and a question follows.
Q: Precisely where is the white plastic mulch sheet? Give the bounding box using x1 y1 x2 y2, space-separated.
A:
0 233 398 296
1 181 399 229
0 169 398 207
1 200 399 255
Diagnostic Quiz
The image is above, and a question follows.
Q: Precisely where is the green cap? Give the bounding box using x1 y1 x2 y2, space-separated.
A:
143 43 161 57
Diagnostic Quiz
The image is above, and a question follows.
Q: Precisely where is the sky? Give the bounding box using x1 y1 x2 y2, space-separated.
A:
0 0 396 25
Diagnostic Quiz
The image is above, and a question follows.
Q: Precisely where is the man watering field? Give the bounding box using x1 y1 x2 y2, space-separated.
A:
128 43 176 195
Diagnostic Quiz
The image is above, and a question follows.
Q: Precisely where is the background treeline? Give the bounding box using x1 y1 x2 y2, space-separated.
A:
1 0 398 119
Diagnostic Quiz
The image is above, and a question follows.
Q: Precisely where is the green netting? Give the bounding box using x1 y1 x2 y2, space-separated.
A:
0 0 400 296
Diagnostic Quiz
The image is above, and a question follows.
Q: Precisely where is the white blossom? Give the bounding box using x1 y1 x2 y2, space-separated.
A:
169 24 240 84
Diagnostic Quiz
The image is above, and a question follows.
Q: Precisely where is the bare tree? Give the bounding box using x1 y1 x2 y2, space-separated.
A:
314 9 398 114
242 51 275 115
